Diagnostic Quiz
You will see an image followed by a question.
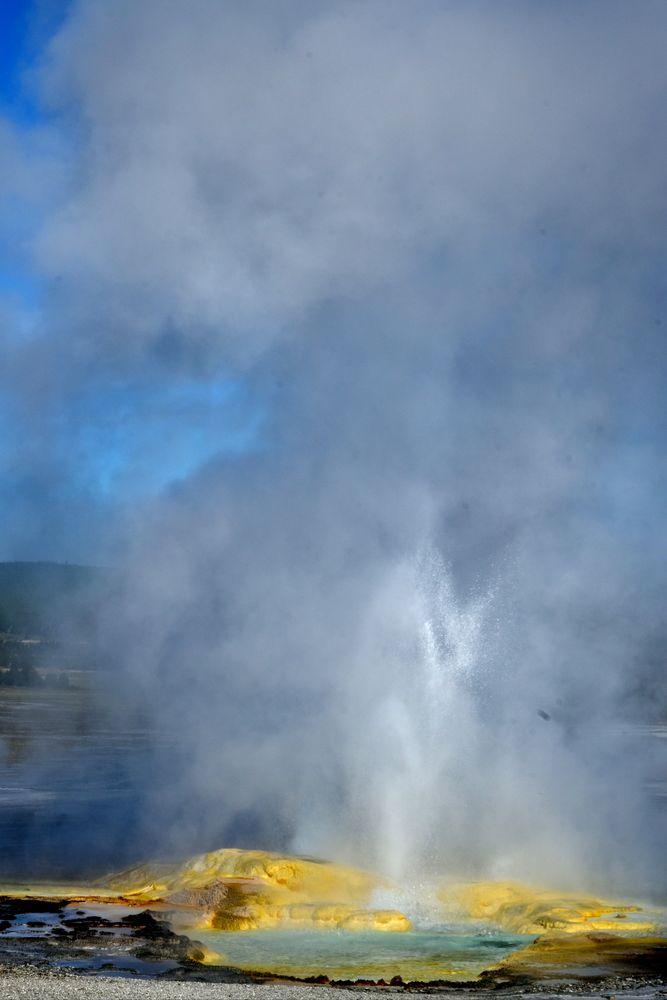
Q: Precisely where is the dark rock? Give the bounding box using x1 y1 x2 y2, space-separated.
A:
0 897 65 918
124 911 173 940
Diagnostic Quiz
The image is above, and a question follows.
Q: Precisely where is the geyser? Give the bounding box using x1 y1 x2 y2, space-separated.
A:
112 521 663 902
1 0 665 930
284 544 658 896
317 547 492 884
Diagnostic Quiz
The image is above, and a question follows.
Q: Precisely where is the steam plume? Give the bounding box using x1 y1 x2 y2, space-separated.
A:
1 1 666 896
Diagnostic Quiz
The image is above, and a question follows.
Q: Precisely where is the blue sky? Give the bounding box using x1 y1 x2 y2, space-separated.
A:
0 1 267 541
0 0 67 124
0 0 56 312
0 0 37 118
60 377 265 498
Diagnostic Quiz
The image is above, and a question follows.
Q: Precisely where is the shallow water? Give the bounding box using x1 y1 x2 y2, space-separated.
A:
194 927 535 981
54 956 179 976
1 686 666 889
0 686 174 876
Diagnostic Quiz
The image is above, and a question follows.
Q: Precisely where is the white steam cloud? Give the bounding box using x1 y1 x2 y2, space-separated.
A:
2 0 666 896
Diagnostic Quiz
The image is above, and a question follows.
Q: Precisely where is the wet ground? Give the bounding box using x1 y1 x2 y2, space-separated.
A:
0 894 251 982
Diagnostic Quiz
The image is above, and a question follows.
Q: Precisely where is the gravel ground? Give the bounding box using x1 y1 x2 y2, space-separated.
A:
0 972 362 999
0 970 666 1000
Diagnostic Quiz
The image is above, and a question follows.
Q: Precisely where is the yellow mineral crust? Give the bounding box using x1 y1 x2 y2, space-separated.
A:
443 880 656 934
491 931 667 980
102 848 411 933
210 897 411 933
101 850 660 939
104 848 378 900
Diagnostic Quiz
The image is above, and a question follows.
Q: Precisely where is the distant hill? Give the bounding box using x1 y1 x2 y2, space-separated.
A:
0 562 119 641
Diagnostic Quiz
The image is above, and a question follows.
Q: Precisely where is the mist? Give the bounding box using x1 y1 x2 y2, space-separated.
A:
1 0 666 898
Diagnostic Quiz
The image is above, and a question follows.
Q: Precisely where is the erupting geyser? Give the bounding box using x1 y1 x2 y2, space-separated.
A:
283 544 658 901
334 548 492 884
1 0 666 987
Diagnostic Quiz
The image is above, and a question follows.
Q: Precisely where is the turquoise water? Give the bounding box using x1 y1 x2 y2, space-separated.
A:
194 928 535 981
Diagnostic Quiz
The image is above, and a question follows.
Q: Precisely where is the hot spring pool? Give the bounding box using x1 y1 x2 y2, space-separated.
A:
192 927 535 981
